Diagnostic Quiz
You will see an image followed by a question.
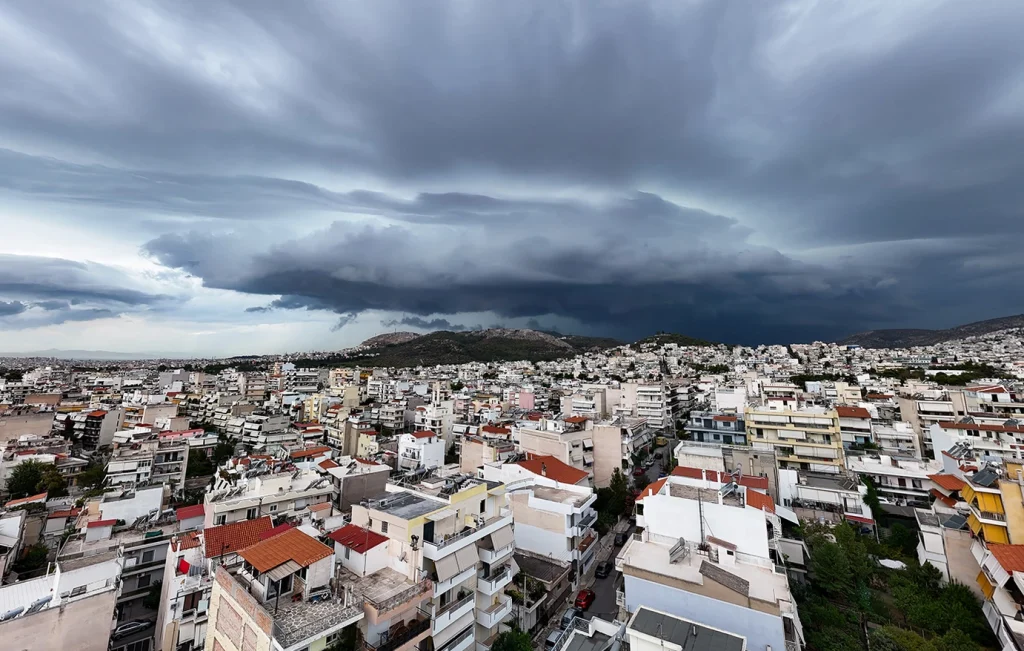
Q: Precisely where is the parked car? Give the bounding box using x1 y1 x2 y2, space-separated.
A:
632 467 645 477
560 607 582 630
642 458 655 469
574 589 596 610
655 436 668 446
111 621 151 640
614 532 628 546
545 630 563 650
594 561 613 578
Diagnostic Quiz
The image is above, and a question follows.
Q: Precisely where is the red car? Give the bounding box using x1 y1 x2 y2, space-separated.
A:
632 467 645 477
574 589 596 610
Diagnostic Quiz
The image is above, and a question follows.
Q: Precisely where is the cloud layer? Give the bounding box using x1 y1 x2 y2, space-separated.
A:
1 0 1023 350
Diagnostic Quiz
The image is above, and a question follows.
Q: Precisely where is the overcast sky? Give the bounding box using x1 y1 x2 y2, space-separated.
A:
1 1 1022 355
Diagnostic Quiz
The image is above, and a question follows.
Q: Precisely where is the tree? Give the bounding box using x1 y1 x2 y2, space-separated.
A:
887 523 919 559
491 628 532 651
12 542 49 573
143 580 163 610
187 450 215 478
861 475 883 523
7 460 50 499
212 439 236 465
810 541 852 598
39 465 68 498
77 463 107 490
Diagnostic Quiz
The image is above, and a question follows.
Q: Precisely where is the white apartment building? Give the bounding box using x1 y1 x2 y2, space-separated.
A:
973 542 1024 649
516 417 620 488
203 468 334 528
844 452 938 507
898 389 967 456
617 470 801 651
621 383 671 429
871 420 920 457
398 431 446 472
106 431 189 489
930 418 1024 462
240 412 291 449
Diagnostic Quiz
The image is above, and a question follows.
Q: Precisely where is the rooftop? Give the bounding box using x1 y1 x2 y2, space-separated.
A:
530 485 593 508
239 528 333 573
799 472 859 492
668 483 743 508
367 491 446 521
204 516 274 558
515 455 589 485
629 606 745 651
328 524 388 554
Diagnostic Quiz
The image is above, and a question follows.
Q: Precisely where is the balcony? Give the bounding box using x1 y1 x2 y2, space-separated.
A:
476 595 512 629
366 579 433 620
577 510 597 530
432 593 475 635
478 541 514 566
434 566 476 598
437 625 475 651
423 509 512 561
363 608 432 651
476 565 513 596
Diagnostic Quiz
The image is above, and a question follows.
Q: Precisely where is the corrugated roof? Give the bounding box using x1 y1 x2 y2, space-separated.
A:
239 528 333 573
204 516 274 558
87 519 117 528
328 524 388 554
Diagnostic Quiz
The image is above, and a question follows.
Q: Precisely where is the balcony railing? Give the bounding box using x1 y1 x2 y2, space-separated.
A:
363 608 432 651
365 578 433 614
437 625 475 651
577 511 597 529
426 508 511 551
477 565 512 594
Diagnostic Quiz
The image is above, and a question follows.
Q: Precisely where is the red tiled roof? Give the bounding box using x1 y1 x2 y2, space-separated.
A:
516 455 589 485
712 415 738 422
87 410 108 418
48 508 80 519
930 489 957 508
290 446 331 459
482 425 511 434
969 385 1009 394
328 524 388 553
171 531 202 552
88 519 117 528
355 457 381 466
940 421 1024 434
308 502 332 513
411 430 436 439
564 416 588 424
865 393 893 400
5 492 48 508
318 459 340 470
240 528 333 573
259 523 295 540
928 474 966 492
989 544 1024 573
836 406 871 419
176 504 206 521
636 478 667 502
204 516 274 558
745 489 775 514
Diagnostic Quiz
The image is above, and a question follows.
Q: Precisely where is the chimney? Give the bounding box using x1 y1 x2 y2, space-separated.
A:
541 463 547 477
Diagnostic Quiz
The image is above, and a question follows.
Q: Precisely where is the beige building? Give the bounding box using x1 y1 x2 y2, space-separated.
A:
516 417 620 487
897 387 968 457
745 405 845 474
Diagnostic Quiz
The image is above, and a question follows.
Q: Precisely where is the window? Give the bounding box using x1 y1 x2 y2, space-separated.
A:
327 633 339 645
480 500 486 514
141 550 154 563
345 547 350 559
246 507 257 519
380 521 388 534
214 515 226 525
269 504 278 512
137 573 151 589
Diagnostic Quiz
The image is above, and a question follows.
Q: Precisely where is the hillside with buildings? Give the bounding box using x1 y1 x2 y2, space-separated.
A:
838 313 1024 348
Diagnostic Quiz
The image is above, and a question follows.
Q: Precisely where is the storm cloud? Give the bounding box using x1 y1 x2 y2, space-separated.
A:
1 0 1023 350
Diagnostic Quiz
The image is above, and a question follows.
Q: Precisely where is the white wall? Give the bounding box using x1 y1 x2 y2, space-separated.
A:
100 486 164 522
642 492 770 558
623 574 785 651
513 522 572 563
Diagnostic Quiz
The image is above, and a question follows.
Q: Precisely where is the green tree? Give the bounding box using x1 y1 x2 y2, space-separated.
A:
212 440 236 465
811 541 852 598
38 465 68 497
7 460 50 499
143 580 163 610
77 463 107 490
861 475 883 522
886 523 919 559
491 628 532 651
12 542 49 573
325 626 357 651
187 450 215 477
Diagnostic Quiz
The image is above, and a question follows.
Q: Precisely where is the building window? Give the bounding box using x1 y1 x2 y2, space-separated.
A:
246 507 258 519
345 547 350 559
141 550 154 563
215 515 226 525
480 500 486 514
381 521 388 534
269 504 278 512
137 573 151 589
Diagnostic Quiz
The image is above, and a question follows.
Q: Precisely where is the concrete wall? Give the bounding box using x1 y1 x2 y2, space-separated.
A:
2 588 117 651
0 411 54 444
642 491 770 558
206 567 274 651
623 574 784 651
591 425 621 488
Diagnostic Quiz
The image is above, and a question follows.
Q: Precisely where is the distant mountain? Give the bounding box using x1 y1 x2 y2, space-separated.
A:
632 332 717 348
350 328 620 367
837 314 1024 348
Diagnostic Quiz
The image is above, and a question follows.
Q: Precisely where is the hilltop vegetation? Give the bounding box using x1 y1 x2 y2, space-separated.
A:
632 332 717 349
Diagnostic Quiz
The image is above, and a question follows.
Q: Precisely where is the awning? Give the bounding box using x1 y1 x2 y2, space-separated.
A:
434 554 460 582
774 504 800 525
582 438 593 450
455 544 479 572
489 525 514 551
428 508 457 521
583 452 594 465
267 560 302 582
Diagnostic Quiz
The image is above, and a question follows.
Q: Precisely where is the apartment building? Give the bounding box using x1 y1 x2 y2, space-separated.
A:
458 433 516 475
241 412 291 450
0 554 123 651
684 411 747 446
844 452 938 507
745 405 844 474
560 389 608 420
107 431 189 489
960 464 1024 546
898 389 967 456
621 383 671 429
398 431 445 472
624 607 746 651
203 468 334 528
517 417 620 488
836 405 872 448
777 469 874 528
972 543 1024 648
871 420 920 457
350 475 515 651
930 418 1024 462
969 386 1024 418
481 459 599 578
617 468 801 651
320 457 391 513
673 442 781 503
64 408 124 450
549 614 624 651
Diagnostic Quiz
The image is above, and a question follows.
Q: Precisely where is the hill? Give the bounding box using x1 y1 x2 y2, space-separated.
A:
348 328 620 367
837 314 1024 348
631 332 717 349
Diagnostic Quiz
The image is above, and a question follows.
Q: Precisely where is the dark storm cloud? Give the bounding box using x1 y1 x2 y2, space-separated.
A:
382 317 475 332
0 301 27 316
2 1 1024 342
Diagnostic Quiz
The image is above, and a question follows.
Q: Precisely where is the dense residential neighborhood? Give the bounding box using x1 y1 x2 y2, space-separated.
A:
0 325 1021 650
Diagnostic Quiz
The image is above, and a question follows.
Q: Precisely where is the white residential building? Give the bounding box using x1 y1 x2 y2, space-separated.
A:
398 430 446 472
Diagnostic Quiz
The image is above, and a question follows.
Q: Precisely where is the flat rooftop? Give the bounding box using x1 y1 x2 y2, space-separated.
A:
566 629 610 651
270 590 364 648
668 483 743 508
631 606 745 651
370 491 446 520
617 537 792 610
799 473 858 492
532 486 592 508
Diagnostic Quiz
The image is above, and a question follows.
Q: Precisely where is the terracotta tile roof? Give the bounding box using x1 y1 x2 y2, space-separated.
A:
308 502 332 513
712 415 738 422
88 519 117 528
171 531 202 552
204 516 274 558
939 421 1024 434
928 474 966 492
411 430 436 439
969 385 1009 394
930 489 957 508
48 508 80 519
318 459 339 470
516 455 589 485
260 523 295 541
481 425 511 434
176 504 205 521
355 458 380 466
669 466 769 490
636 478 667 502
328 524 388 553
87 410 108 418
836 406 871 419
988 544 1024 573
865 393 893 400
239 528 333 573
5 492 48 508
745 489 775 514
564 416 588 424
290 446 331 459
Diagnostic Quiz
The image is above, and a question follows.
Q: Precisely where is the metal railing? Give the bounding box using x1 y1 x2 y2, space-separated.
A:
578 511 597 529
436 625 474 651
427 509 510 550
365 578 433 613
363 608 432 651
478 565 511 590
436 592 474 618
